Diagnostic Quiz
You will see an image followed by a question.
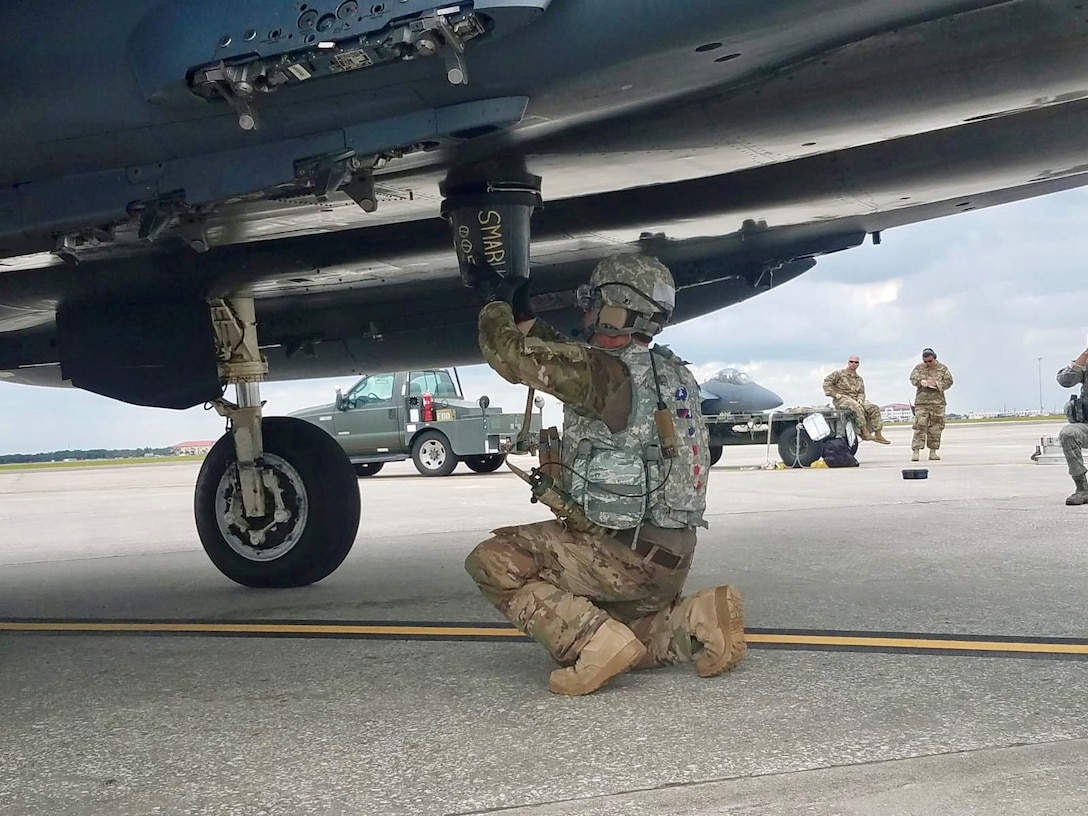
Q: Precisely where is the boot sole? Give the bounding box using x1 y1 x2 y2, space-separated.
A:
548 638 647 696
695 586 747 678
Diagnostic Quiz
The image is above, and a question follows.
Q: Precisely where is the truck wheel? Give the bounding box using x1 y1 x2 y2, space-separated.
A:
777 424 823 468
412 430 459 476
464 454 505 473
194 417 361 587
353 462 385 478
708 446 723 467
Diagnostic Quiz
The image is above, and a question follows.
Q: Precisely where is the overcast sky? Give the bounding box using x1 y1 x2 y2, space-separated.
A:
2 186 1087 454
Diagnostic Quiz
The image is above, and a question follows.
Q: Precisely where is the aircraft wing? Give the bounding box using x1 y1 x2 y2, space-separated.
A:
3 0 1088 406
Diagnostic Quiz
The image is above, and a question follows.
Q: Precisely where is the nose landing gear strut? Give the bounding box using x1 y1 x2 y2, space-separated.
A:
193 293 361 588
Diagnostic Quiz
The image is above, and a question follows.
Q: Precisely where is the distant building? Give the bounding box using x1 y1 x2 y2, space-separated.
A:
171 440 216 457
880 403 914 423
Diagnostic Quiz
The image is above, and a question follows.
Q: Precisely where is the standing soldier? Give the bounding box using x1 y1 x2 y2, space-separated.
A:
1056 345 1088 505
909 348 954 461
462 254 745 696
822 356 891 444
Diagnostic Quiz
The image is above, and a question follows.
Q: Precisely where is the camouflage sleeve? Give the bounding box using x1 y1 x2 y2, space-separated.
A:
524 317 571 344
909 364 924 387
937 365 953 391
857 375 867 402
1057 363 1087 388
822 371 838 396
477 301 628 421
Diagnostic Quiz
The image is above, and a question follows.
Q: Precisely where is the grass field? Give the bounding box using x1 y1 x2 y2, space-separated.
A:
0 455 204 471
886 415 1064 426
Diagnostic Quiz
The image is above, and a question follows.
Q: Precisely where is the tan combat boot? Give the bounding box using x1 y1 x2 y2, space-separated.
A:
858 426 872 441
683 586 747 677
548 619 646 696
910 450 920 462
1066 474 1088 506
928 450 941 461
872 430 891 445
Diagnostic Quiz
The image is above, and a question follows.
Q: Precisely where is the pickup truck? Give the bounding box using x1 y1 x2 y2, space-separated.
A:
289 369 541 477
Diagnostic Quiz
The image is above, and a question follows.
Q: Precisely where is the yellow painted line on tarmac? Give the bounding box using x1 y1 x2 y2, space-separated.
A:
747 632 1088 657
2 620 1086 658
0 621 524 638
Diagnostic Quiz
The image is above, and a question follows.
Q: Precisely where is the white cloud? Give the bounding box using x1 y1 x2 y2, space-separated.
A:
849 279 902 310
663 186 1088 413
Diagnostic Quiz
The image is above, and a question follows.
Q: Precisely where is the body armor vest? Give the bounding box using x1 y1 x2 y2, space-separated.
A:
560 343 708 530
1065 368 1088 423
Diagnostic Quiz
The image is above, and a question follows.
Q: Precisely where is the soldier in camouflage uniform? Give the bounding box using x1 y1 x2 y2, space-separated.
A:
1056 345 1088 505
463 254 745 696
822 356 891 444
908 348 954 461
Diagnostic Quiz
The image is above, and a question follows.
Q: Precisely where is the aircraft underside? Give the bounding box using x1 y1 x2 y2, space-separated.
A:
2 0 1088 586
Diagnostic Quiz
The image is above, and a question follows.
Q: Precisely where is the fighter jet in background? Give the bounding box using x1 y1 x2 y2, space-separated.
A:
699 369 784 415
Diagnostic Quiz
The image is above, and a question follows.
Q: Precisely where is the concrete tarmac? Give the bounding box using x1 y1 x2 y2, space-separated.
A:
1 420 1087 815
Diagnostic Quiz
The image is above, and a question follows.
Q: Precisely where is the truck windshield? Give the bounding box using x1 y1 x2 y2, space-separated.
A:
408 371 459 398
348 373 395 403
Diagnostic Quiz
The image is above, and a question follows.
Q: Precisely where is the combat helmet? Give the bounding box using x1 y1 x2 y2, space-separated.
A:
576 254 676 338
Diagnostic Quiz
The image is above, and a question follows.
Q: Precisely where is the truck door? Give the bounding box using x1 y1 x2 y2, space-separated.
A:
333 373 402 455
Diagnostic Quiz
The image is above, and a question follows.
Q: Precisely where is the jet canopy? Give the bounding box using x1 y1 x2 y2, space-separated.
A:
710 368 751 385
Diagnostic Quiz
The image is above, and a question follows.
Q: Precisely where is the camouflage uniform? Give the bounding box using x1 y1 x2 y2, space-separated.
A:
822 368 883 434
466 295 720 670
909 361 954 452
1056 362 1088 480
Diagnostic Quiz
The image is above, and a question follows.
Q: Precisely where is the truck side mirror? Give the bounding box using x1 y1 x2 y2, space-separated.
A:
335 388 346 411
477 395 490 412
534 396 545 409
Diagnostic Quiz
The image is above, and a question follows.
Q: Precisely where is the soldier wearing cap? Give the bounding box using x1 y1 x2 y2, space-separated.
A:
1055 343 1088 505
909 348 954 461
461 253 746 696
822 356 891 444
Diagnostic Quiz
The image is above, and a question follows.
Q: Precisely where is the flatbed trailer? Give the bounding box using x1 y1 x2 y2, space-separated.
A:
705 406 860 467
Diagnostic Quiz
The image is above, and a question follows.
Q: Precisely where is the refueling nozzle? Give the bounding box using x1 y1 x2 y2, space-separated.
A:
439 166 542 291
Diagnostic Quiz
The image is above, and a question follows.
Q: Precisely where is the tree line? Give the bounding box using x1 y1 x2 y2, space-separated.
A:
0 447 175 464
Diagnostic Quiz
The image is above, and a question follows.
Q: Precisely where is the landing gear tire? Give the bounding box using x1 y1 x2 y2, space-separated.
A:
194 416 361 587
777 424 823 468
412 430 459 476
708 446 723 467
464 454 505 473
353 462 385 478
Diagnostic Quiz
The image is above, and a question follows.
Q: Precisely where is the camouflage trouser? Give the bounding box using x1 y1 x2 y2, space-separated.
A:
1059 423 1088 478
833 396 883 433
465 520 700 668
912 405 946 451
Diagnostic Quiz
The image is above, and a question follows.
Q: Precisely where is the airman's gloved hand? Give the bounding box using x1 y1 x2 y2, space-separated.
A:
465 265 517 304
510 279 535 323
465 266 533 320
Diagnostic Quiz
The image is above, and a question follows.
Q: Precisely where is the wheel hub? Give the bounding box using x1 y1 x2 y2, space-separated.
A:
419 439 447 470
215 452 309 561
